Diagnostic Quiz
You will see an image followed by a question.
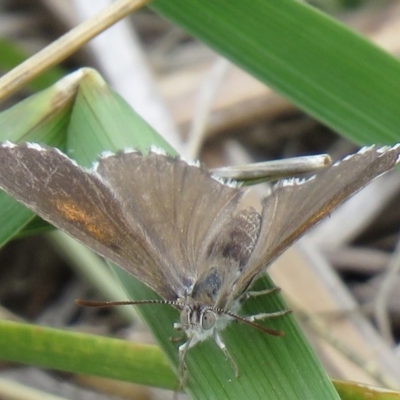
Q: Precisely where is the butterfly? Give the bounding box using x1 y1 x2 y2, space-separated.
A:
0 141 399 378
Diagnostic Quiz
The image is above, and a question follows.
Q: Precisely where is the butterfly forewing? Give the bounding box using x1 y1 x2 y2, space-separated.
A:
0 143 186 300
95 150 244 298
234 145 400 296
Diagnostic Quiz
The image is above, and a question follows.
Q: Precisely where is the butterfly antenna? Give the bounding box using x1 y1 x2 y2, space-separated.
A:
76 299 183 308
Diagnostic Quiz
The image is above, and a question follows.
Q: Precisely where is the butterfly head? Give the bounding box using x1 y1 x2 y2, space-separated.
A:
179 302 220 343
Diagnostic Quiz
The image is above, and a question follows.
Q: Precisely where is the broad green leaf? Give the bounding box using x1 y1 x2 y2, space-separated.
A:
0 68 338 397
152 0 400 145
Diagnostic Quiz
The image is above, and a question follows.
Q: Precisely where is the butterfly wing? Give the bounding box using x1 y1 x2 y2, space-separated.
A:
0 143 242 300
233 145 400 298
94 150 243 298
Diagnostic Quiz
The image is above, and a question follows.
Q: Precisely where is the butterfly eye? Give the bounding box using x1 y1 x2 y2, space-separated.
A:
201 310 216 330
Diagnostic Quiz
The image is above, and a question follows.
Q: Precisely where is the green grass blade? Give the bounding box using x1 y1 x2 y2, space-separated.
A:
65 69 339 399
0 320 175 389
0 81 74 245
151 0 400 145
66 68 176 163
0 38 65 91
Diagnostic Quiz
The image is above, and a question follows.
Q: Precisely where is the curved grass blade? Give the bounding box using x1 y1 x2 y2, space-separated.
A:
152 0 400 145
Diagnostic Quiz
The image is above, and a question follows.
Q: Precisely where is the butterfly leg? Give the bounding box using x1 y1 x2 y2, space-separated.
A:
243 287 291 322
243 286 281 301
214 332 239 377
247 308 292 322
178 337 192 386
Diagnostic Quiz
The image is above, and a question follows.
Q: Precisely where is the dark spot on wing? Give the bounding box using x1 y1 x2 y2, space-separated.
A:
207 207 261 269
108 243 121 252
222 227 251 267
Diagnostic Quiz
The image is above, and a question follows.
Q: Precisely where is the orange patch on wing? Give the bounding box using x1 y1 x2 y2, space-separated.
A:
52 199 116 245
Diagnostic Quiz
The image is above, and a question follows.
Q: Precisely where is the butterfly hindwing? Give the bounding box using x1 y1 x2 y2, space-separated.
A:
233 145 400 297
